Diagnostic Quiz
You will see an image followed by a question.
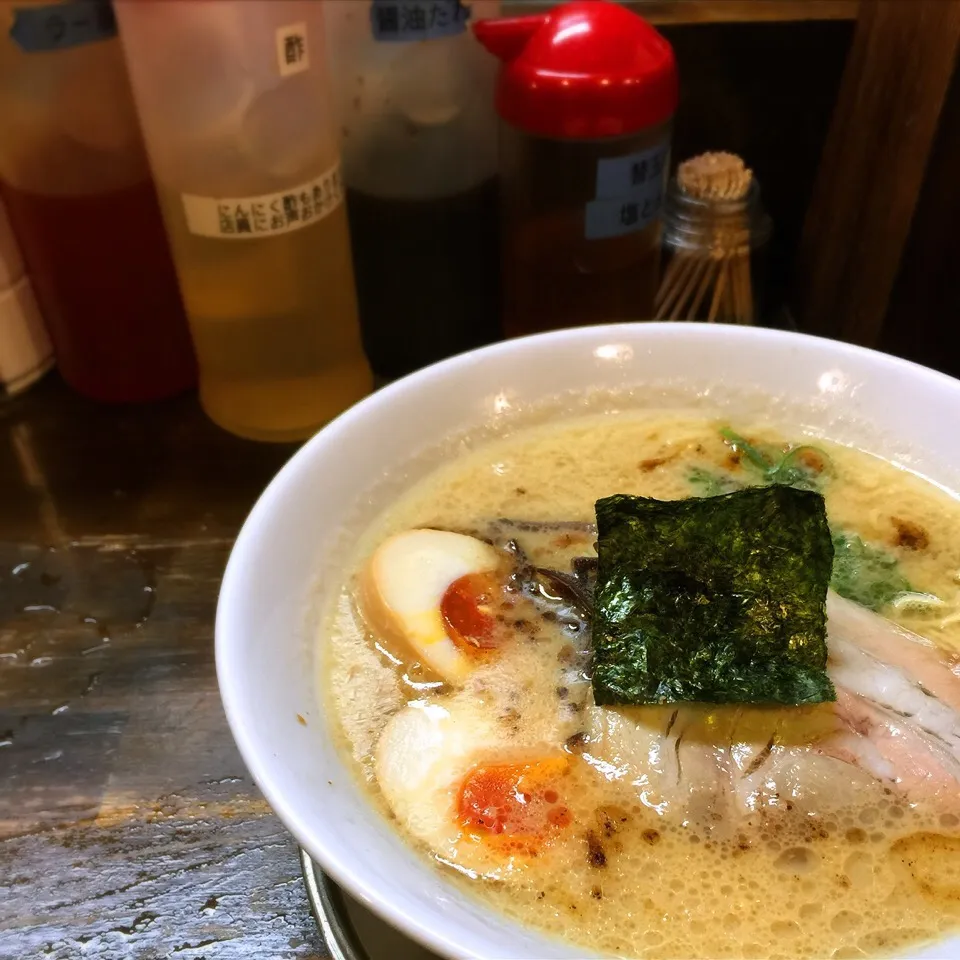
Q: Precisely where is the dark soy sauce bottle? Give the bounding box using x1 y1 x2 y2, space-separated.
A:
325 0 502 380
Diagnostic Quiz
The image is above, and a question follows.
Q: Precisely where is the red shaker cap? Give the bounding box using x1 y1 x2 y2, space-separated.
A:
474 0 677 140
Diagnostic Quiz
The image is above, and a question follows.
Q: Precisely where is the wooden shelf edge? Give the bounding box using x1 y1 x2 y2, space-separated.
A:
507 0 860 25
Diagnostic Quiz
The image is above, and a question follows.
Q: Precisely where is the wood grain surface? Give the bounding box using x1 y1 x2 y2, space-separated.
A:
0 377 330 959
793 0 960 346
880 41 960 380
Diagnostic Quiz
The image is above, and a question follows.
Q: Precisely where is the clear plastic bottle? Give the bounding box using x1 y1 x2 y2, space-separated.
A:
324 0 501 379
115 0 372 441
475 1 677 337
0 0 195 402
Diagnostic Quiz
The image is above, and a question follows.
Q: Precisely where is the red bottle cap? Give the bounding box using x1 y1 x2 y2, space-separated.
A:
474 0 677 140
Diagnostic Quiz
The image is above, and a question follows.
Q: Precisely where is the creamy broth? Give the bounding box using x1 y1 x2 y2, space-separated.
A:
322 412 960 959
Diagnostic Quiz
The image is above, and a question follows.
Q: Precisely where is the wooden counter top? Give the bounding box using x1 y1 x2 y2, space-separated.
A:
0 376 329 958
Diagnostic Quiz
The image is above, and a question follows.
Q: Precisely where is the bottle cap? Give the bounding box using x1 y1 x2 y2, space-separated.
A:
474 0 677 140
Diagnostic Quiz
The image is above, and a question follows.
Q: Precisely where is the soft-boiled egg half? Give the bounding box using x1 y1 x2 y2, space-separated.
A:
361 529 506 684
376 695 574 875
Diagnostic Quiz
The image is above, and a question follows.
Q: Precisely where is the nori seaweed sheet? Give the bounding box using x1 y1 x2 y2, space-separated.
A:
593 487 836 706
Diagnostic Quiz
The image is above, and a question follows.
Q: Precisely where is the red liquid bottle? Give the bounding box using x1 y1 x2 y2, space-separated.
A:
0 2 195 403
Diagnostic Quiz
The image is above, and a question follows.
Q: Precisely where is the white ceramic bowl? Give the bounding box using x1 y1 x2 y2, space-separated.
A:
217 324 960 960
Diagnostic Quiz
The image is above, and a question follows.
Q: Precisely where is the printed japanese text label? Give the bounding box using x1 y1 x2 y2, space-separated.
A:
181 166 343 241
370 0 471 42
585 141 670 240
10 0 116 52
276 22 310 77
594 141 669 201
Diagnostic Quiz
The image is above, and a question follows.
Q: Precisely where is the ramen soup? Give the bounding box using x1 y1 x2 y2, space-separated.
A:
322 412 960 959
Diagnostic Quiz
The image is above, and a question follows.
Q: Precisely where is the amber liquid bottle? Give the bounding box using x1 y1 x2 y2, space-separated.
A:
500 127 667 337
475 2 678 336
116 0 371 440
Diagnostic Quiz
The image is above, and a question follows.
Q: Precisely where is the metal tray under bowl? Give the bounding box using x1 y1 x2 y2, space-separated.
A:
300 848 440 960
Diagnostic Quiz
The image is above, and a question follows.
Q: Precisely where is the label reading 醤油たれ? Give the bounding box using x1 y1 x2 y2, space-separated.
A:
370 0 470 41
181 166 343 240
585 141 670 241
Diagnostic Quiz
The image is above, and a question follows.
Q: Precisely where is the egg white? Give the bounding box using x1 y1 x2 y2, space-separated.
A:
361 529 500 684
375 694 566 876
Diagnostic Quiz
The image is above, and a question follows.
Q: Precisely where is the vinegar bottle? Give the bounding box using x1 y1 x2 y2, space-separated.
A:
0 0 196 402
115 0 372 441
475 1 678 337
324 0 501 379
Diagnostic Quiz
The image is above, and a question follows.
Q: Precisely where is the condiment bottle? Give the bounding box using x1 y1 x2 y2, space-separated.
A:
324 0 501 379
115 0 372 441
475 0 677 337
0 0 196 402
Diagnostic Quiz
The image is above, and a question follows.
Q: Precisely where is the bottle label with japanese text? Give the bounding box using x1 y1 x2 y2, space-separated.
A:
9 0 116 53
181 165 344 241
585 140 670 241
370 0 471 42
276 22 310 77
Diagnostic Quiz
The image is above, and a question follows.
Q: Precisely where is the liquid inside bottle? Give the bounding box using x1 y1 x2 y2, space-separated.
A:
347 177 500 378
500 128 669 338
475 2 677 337
2 179 196 402
0 2 196 403
156 188 371 442
327 0 502 379
116 0 373 440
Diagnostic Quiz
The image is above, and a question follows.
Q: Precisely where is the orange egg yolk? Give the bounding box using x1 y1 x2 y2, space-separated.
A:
440 572 502 654
457 757 572 854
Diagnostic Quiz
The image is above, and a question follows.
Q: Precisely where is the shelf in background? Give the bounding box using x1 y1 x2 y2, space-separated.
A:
508 0 860 25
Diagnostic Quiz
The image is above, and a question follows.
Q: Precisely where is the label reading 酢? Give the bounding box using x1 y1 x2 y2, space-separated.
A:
10 0 116 53
181 166 343 241
371 0 470 42
585 140 670 241
276 21 309 76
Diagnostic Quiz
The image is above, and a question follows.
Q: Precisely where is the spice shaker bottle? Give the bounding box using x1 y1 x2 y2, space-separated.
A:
0 0 195 402
115 0 372 441
475 0 677 337
324 0 501 379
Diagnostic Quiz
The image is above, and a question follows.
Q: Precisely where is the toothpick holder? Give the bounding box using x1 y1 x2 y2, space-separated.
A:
656 179 772 325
